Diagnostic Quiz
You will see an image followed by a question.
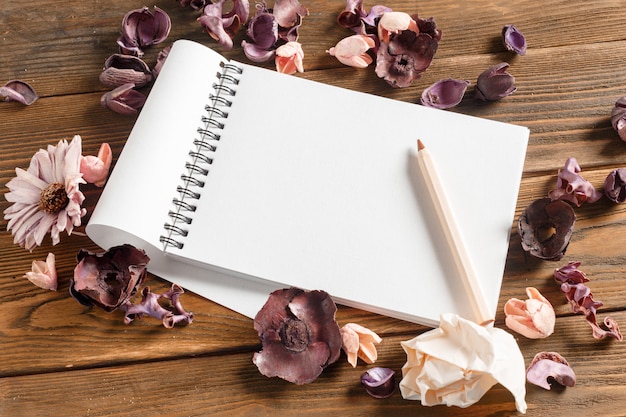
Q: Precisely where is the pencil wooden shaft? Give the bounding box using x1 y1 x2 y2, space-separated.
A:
417 141 493 325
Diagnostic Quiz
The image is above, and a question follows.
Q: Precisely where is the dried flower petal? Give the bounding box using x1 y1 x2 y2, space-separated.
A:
502 25 527 55
23 252 57 291
117 6 171 56
518 197 576 261
554 261 623 340
526 352 576 390
273 0 309 28
122 284 193 328
340 322 382 367
327 34 376 68
603 168 626 203
176 0 208 10
361 367 396 398
199 0 250 50
100 83 146 115
377 11 418 44
337 0 391 32
253 288 342 385
275 41 304 74
611 96 626 141
504 287 555 339
548 157 602 206
420 79 470 109
152 46 171 79
70 244 150 312
0 80 39 105
80 143 112 187
475 62 516 101
99 54 153 88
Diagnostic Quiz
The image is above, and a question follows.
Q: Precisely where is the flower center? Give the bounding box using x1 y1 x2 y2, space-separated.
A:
39 182 69 214
280 317 311 353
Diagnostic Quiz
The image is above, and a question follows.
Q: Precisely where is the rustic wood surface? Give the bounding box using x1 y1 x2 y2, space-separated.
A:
2 0 626 415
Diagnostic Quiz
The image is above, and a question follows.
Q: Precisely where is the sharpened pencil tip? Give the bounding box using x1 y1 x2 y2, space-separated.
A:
417 139 425 151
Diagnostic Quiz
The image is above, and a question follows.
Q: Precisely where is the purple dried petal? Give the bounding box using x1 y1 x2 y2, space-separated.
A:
122 284 193 328
117 6 171 56
246 11 278 50
548 157 602 206
518 197 576 261
475 62 517 101
604 168 626 203
526 352 576 390
252 288 342 385
198 0 249 50
100 83 146 115
0 80 39 105
70 244 150 312
611 96 626 141
273 0 308 29
176 0 208 10
99 54 153 88
502 25 527 55
420 79 470 109
152 46 171 79
361 367 396 398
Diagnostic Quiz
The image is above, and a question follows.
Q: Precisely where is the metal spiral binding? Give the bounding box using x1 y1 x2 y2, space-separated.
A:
159 60 243 250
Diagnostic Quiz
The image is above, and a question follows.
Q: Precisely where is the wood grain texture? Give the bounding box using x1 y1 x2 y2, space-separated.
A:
2 0 626 415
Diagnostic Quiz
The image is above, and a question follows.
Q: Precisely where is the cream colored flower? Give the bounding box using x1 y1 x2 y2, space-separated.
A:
24 252 57 291
377 11 419 44
340 322 382 367
327 35 376 68
3 135 86 250
504 287 556 339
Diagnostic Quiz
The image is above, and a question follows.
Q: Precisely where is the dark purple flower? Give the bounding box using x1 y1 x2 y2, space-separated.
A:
604 168 626 203
176 0 208 10
611 96 626 141
554 262 623 340
122 284 194 328
475 62 517 101
70 244 150 312
548 157 602 206
99 54 153 88
361 367 396 398
253 287 342 385
518 197 575 261
198 0 250 50
526 352 575 390
502 25 527 55
0 80 38 105
117 6 171 56
420 79 470 109
374 15 441 88
337 0 391 36
100 83 147 115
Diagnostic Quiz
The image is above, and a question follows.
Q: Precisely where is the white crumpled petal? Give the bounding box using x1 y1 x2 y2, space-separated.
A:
399 313 527 413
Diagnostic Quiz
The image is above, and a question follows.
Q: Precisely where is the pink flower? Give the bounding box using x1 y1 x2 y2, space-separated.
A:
0 80 39 106
548 157 602 207
100 83 146 115
24 252 57 291
80 143 112 187
504 287 555 339
327 34 376 68
340 322 382 367
526 352 576 390
3 135 86 251
275 41 304 74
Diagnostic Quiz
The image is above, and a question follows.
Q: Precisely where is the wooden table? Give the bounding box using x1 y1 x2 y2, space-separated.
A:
2 0 626 415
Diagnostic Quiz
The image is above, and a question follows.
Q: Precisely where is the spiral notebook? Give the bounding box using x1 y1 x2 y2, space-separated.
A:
87 39 529 327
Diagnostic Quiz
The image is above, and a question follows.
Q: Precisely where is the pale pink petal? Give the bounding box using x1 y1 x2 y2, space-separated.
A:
377 11 418 44
504 287 555 339
327 34 375 68
23 253 57 291
275 41 304 74
340 322 382 367
80 143 112 187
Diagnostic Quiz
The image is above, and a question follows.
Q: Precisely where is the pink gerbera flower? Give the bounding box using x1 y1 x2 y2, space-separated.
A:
4 135 87 251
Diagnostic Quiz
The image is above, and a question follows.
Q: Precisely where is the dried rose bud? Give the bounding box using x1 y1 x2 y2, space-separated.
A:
611 96 626 141
526 352 576 390
23 253 57 291
99 54 153 88
361 367 396 398
340 322 382 367
327 34 376 68
80 143 112 187
420 79 470 109
198 0 250 50
548 157 602 206
275 41 304 74
253 288 342 385
518 197 576 261
504 287 555 339
0 80 39 105
604 168 626 203
70 244 150 312
475 62 517 101
502 25 527 55
100 83 146 115
117 6 171 56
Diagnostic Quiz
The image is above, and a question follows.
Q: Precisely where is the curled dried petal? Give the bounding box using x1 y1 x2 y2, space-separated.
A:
99 54 153 88
502 25 527 55
117 6 171 56
526 352 576 390
475 62 516 101
603 168 626 203
518 197 576 261
80 143 112 187
273 0 309 28
340 322 382 367
0 80 39 105
122 284 193 328
275 41 304 74
548 157 602 206
24 252 57 291
420 79 470 109
611 96 626 141
327 34 376 68
199 0 250 50
504 287 555 339
152 46 171 79
361 367 396 398
100 83 146 115
377 11 418 44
